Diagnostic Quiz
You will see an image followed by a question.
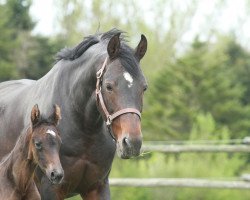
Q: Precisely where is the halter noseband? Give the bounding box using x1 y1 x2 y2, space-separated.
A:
95 57 141 137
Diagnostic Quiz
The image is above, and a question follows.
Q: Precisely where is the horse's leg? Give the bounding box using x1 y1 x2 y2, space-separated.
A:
81 179 110 200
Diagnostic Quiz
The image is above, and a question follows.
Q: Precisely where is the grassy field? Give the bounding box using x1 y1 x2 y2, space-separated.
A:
66 195 81 200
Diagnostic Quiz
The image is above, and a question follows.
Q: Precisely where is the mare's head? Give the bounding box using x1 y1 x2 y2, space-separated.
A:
97 30 148 159
28 104 63 184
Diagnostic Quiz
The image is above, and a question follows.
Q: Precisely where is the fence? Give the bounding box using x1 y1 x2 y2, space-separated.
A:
110 137 250 189
109 178 250 189
141 144 250 153
141 138 250 153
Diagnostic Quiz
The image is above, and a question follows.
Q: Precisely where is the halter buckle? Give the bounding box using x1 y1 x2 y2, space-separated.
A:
106 115 112 126
96 70 102 79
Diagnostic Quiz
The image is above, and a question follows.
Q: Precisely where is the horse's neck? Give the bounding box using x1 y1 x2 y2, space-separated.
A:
36 56 105 132
67 58 105 131
5 129 36 192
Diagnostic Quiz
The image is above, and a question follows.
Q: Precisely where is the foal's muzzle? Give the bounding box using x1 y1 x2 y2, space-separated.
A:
47 168 64 184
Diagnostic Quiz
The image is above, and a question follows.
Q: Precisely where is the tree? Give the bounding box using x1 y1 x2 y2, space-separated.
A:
142 36 250 140
0 0 34 81
21 36 64 79
5 0 34 31
0 0 64 81
0 2 18 81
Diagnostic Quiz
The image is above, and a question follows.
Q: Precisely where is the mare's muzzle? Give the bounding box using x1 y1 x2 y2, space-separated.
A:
111 113 142 159
118 136 142 159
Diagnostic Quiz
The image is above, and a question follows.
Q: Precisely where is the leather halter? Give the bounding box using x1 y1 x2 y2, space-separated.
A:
95 57 141 136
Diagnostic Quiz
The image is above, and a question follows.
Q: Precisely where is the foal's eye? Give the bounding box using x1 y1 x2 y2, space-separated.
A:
35 141 42 150
106 84 113 92
143 85 148 92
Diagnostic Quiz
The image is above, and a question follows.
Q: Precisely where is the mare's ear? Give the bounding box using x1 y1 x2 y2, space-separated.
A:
107 33 121 59
49 104 61 126
135 34 147 61
31 104 40 126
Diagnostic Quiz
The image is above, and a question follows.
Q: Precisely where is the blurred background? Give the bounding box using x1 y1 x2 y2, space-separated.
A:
1 0 250 199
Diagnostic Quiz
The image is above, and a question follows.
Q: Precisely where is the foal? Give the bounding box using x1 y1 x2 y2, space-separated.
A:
0 104 64 200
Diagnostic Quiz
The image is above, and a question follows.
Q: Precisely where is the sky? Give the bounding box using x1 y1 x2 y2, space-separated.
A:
30 0 56 36
30 0 250 46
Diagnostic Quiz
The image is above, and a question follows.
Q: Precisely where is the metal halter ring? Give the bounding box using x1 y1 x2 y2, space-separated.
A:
106 115 112 126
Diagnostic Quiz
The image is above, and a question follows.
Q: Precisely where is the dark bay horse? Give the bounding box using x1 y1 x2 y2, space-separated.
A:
0 104 63 200
0 29 148 199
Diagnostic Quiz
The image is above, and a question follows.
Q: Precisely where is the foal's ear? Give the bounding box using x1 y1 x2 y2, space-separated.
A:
135 34 147 61
107 33 121 59
31 104 40 126
49 104 61 126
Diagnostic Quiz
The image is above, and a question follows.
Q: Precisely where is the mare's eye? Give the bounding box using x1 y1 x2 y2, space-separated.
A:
106 83 113 92
143 85 148 92
35 141 42 150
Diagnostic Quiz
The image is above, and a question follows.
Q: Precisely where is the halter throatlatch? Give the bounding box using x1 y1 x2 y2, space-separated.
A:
95 57 141 138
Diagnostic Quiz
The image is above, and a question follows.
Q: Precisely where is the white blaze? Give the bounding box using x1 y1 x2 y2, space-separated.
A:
47 129 56 137
123 72 133 88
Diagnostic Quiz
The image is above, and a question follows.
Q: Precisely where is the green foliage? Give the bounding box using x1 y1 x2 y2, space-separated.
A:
0 2 18 81
5 0 34 31
0 0 64 81
20 36 64 79
66 195 81 200
143 36 250 140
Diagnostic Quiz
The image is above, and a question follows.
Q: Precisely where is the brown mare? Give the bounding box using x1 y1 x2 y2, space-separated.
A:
0 104 63 200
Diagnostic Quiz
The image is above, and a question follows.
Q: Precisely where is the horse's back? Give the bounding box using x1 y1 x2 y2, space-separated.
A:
0 79 34 115
0 79 35 158
0 79 34 97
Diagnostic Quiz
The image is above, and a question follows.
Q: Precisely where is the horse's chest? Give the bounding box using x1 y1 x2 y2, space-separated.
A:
62 144 115 193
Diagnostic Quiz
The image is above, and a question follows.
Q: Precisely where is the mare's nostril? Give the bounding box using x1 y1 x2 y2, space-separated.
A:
122 137 131 147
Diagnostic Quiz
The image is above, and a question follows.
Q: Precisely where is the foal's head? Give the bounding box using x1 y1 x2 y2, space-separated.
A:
27 104 63 184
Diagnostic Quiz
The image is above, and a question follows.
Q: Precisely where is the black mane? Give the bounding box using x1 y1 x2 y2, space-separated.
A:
100 28 126 41
55 28 140 77
55 29 126 62
55 35 99 62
